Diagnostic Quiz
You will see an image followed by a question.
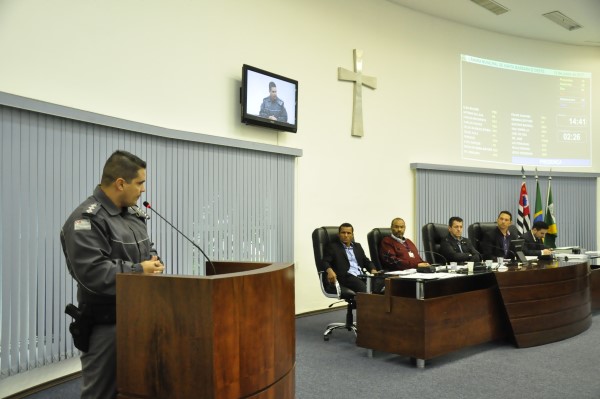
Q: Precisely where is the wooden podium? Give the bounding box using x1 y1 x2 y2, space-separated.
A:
116 262 295 399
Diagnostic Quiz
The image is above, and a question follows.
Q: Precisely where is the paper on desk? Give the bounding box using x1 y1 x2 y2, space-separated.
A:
434 272 462 279
556 253 589 260
386 269 416 275
398 272 441 280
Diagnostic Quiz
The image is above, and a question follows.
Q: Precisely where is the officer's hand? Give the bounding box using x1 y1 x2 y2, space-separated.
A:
141 256 165 275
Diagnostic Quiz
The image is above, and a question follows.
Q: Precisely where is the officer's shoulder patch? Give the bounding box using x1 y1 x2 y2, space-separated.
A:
74 219 92 231
82 202 101 216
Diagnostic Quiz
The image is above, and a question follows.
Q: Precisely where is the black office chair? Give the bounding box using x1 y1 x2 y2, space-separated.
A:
367 227 392 270
468 222 521 256
312 226 358 341
421 223 450 264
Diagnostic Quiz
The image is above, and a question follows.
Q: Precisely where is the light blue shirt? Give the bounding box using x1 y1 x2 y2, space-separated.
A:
343 243 362 276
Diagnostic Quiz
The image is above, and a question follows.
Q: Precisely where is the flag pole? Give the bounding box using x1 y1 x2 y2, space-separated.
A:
544 169 557 248
533 167 544 224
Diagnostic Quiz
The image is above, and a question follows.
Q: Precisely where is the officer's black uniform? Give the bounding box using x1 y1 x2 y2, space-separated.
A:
259 96 288 122
61 185 158 399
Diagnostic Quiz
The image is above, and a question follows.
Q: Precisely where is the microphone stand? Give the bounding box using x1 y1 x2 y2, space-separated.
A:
143 201 217 276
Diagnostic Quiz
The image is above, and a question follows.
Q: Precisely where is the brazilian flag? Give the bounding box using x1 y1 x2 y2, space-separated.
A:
533 179 544 223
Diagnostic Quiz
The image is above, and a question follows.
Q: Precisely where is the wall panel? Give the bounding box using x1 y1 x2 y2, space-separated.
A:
414 165 597 252
0 104 295 378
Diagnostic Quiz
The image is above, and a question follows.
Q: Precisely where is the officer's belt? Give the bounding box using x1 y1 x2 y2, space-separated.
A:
85 303 116 325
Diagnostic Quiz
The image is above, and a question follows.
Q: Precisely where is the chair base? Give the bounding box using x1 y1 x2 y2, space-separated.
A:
323 303 357 341
323 322 357 341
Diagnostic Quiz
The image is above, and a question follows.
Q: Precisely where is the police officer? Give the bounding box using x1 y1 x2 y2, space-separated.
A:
259 81 288 122
61 150 164 399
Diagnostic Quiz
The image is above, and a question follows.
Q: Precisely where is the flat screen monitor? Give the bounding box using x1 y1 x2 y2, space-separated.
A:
241 64 298 133
511 239 525 252
510 239 528 263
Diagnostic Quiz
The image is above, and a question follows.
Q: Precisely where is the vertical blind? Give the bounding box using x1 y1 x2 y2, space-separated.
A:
414 166 597 252
0 104 295 378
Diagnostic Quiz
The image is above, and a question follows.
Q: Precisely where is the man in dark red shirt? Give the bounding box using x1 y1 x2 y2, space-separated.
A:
379 218 429 271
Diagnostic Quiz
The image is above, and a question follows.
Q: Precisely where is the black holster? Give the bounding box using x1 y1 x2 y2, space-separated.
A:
65 303 93 352
65 303 116 352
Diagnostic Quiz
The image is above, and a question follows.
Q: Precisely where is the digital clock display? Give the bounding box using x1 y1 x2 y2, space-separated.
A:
562 132 582 141
568 117 587 126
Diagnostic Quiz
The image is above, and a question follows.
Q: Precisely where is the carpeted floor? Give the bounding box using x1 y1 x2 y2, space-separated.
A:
296 309 600 399
23 309 600 398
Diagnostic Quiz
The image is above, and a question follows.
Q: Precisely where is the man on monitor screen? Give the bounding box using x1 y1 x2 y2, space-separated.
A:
259 81 288 122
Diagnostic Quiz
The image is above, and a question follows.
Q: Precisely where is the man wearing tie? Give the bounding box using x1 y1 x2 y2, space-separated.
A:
523 221 554 257
440 216 481 263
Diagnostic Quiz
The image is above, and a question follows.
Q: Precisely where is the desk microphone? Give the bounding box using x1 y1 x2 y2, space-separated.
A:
143 201 216 276
420 250 448 266
476 239 518 264
554 253 569 262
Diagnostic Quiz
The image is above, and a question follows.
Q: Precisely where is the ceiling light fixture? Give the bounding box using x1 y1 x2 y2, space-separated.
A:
469 0 509 15
543 11 582 31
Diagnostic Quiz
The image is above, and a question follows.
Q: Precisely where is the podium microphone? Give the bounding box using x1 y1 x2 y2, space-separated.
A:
143 201 216 275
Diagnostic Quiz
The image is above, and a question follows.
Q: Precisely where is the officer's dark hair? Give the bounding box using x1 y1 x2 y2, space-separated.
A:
498 210 513 221
338 222 354 233
269 81 276 90
101 150 146 186
448 216 463 226
532 221 549 230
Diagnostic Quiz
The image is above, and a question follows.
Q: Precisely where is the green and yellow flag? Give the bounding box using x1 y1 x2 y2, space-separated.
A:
533 178 544 223
544 178 557 248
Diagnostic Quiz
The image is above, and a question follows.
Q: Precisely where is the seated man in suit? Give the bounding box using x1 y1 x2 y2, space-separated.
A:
481 210 521 260
379 217 429 270
523 221 554 258
322 223 382 293
439 216 481 263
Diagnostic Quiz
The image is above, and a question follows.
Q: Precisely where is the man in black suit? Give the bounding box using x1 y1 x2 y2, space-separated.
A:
439 216 481 263
523 221 554 257
322 223 381 293
481 210 521 260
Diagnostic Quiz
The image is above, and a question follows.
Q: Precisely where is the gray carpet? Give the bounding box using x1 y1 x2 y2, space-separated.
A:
23 310 600 398
296 309 600 399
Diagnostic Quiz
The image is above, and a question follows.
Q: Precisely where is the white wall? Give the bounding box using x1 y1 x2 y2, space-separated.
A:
1 0 599 313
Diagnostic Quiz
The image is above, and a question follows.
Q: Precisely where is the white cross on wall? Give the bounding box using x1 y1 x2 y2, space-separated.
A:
338 49 377 137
